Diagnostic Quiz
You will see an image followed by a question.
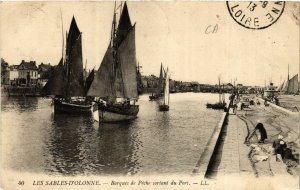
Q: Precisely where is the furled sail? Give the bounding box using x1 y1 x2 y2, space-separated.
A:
42 58 65 96
87 45 114 97
288 74 299 94
118 25 138 99
65 16 85 97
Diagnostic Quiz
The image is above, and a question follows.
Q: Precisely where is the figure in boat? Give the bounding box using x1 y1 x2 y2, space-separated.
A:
42 16 93 114
149 63 166 101
159 68 170 111
87 2 139 123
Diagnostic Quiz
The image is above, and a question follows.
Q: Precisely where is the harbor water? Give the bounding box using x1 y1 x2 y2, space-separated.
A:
1 93 225 176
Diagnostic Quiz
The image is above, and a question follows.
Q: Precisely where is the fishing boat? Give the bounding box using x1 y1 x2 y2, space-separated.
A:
87 2 139 123
159 69 170 111
42 16 92 114
206 76 226 110
278 64 299 95
136 62 143 95
149 63 165 100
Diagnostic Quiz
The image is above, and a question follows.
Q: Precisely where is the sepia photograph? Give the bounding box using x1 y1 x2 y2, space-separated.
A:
0 1 299 190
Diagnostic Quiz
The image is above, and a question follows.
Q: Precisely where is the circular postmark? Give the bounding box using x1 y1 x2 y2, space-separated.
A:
227 1 285 30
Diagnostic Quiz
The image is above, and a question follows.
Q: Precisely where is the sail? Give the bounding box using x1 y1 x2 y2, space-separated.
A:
42 58 65 96
276 80 284 91
164 70 170 105
282 80 288 92
65 17 85 97
157 63 164 94
84 69 95 95
288 74 299 94
116 2 132 47
87 45 114 97
117 25 138 99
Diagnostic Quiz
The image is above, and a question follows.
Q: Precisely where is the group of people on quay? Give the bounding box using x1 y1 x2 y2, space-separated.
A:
227 91 298 165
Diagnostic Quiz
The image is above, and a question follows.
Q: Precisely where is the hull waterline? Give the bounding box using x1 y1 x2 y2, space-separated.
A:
54 98 93 114
95 104 139 123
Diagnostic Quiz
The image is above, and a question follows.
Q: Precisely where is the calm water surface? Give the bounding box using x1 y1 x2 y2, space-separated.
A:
1 93 225 176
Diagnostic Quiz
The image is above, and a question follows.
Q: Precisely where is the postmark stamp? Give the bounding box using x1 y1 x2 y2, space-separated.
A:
227 1 285 30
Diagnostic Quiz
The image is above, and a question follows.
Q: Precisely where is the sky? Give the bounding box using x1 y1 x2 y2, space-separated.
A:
0 1 299 86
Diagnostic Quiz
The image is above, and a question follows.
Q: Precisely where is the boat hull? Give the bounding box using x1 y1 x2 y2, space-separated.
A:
54 98 92 114
206 102 227 110
96 104 139 123
159 104 169 111
149 93 163 101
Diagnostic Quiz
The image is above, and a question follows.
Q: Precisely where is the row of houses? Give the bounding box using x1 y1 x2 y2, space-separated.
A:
1 59 53 87
140 74 263 94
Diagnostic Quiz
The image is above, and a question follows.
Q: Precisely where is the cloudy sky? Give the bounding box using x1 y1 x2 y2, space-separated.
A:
0 1 299 86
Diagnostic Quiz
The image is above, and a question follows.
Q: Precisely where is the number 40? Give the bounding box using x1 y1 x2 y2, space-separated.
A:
18 181 24 185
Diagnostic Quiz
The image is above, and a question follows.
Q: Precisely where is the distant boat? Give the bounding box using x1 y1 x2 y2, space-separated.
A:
136 62 143 95
263 82 279 99
159 69 170 111
87 2 139 122
287 74 299 95
149 63 165 100
42 17 93 114
206 76 226 110
280 64 299 95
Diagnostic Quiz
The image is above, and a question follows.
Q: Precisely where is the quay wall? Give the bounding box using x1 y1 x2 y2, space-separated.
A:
258 97 299 118
192 110 229 177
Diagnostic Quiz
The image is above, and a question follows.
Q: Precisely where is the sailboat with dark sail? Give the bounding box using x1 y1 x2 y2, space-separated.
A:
149 63 165 100
159 69 170 111
87 2 139 122
42 16 93 114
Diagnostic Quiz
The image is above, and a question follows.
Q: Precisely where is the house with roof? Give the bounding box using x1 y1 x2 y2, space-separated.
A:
18 60 39 86
9 65 19 86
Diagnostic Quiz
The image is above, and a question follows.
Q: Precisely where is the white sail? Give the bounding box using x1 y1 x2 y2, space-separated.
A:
163 69 170 106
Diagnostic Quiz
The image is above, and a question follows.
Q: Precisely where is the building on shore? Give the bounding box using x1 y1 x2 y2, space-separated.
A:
38 62 53 86
1 58 10 85
18 60 39 86
9 65 19 86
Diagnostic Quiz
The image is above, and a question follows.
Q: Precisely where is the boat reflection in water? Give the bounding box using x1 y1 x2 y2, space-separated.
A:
2 93 224 175
46 113 140 175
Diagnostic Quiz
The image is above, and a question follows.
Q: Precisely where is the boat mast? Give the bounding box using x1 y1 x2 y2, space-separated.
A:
287 64 290 93
218 75 221 103
168 72 170 106
60 8 64 62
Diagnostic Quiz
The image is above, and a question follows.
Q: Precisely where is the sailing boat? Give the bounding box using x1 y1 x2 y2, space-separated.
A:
149 63 165 100
42 16 92 114
206 76 226 110
287 74 299 95
136 62 143 95
159 69 170 111
87 2 139 122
